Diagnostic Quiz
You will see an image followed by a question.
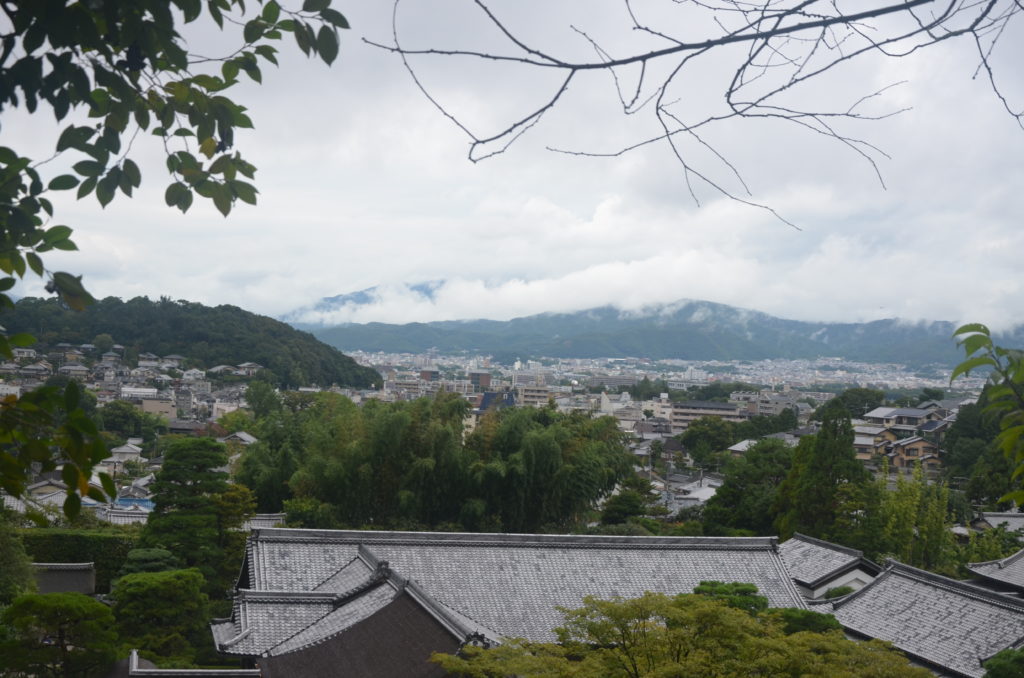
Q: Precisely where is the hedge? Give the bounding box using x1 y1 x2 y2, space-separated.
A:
20 529 137 593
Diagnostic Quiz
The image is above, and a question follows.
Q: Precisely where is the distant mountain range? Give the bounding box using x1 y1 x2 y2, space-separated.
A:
296 298 1023 367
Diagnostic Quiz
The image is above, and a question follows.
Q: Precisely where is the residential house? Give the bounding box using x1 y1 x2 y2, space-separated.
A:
12 347 36 359
57 362 90 380
162 354 186 368
887 436 941 471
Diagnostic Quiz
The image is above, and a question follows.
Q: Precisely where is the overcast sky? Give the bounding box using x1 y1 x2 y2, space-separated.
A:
11 1 1024 330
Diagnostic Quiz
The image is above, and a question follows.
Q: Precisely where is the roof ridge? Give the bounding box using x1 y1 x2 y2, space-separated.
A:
311 554 363 592
969 547 1024 571
788 532 863 558
254 528 780 550
885 560 1024 612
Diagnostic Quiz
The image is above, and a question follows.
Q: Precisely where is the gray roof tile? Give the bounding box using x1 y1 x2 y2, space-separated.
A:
238 529 805 645
968 548 1024 590
779 533 877 588
982 513 1024 533
832 561 1024 678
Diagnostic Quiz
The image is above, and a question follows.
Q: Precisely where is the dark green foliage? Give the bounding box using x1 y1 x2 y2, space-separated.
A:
733 408 799 439
0 592 117 678
703 438 793 535
823 585 855 599
6 296 379 388
117 548 182 577
19 529 136 593
98 399 167 443
817 387 885 419
692 581 769 614
775 400 867 539
600 490 650 525
112 568 209 664
259 392 632 532
984 648 1024 678
0 512 36 604
142 438 253 595
681 415 736 465
770 607 843 634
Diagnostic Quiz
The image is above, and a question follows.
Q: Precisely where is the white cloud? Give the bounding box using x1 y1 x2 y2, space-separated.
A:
10 2 1024 337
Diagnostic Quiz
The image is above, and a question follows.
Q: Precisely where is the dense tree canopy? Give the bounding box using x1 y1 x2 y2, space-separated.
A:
433 589 929 678
6 296 379 387
0 592 117 678
236 391 633 532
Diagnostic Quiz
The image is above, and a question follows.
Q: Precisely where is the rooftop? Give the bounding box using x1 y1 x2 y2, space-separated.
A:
223 528 806 653
778 533 878 589
832 561 1024 678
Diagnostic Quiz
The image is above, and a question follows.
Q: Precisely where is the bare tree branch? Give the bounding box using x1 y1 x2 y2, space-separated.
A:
370 0 1023 224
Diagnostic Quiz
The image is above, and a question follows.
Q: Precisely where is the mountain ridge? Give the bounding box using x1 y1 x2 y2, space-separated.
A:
301 299 1023 366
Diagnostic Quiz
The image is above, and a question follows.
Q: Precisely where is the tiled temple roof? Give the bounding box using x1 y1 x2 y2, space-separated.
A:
968 548 1024 591
217 528 805 654
779 533 879 589
832 561 1024 678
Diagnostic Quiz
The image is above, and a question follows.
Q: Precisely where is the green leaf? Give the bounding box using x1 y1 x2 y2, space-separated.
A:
165 182 187 207
244 19 265 44
303 0 330 11
86 486 107 502
8 333 34 347
222 59 240 82
317 26 339 65
48 174 80 190
99 472 117 499
953 323 990 338
26 252 44 276
76 175 98 199
958 332 993 357
72 160 104 177
44 225 73 245
0 277 14 292
262 0 281 23
63 492 81 520
320 8 349 28
255 44 279 65
230 179 258 205
950 355 997 382
96 171 118 207
212 183 232 216
294 23 312 55
64 381 80 410
123 158 141 187
50 272 94 310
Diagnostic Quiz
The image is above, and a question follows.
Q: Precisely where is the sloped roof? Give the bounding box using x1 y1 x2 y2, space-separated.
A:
968 548 1024 591
982 513 1024 533
778 533 879 589
231 528 805 649
832 561 1024 678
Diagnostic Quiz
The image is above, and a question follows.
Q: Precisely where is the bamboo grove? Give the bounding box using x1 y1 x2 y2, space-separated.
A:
235 390 633 532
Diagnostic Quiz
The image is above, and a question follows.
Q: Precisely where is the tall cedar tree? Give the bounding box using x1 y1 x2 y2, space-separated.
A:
142 438 253 594
774 399 866 539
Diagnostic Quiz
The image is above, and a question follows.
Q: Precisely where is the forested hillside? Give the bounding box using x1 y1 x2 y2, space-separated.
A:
5 297 379 388
307 301 1024 366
